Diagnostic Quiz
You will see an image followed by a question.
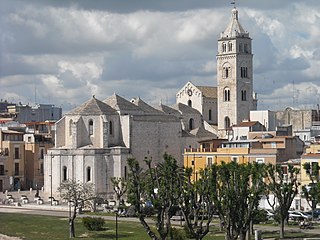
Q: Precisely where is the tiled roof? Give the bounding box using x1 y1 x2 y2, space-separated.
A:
67 96 116 116
155 104 180 115
104 94 142 112
221 8 248 38
190 126 217 139
196 86 217 98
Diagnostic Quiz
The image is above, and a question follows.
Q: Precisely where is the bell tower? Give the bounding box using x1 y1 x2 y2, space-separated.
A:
217 7 255 137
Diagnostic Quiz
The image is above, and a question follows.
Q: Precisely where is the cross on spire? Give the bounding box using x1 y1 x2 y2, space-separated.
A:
231 0 236 7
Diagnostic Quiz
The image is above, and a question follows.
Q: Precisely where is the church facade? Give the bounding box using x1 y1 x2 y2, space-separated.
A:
44 6 256 198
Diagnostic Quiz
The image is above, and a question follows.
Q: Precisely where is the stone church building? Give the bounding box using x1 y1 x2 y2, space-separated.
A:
44 7 256 197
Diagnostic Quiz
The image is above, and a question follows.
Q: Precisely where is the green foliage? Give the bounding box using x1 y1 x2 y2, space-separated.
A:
170 227 187 240
82 217 105 231
253 209 268 224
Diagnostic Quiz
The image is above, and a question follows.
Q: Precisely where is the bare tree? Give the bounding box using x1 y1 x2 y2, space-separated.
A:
301 162 320 220
265 164 300 239
58 180 96 238
111 177 127 207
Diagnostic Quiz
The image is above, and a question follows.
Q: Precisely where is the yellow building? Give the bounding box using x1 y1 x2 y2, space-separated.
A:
184 136 303 180
300 143 320 186
0 129 25 191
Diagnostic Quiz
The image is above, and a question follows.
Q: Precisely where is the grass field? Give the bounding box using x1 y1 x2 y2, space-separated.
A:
1 213 320 239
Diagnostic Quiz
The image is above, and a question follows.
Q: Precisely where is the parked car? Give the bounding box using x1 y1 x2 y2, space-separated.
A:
289 211 312 221
306 209 320 219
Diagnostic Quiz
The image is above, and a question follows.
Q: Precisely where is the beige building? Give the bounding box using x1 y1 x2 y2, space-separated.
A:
0 129 25 191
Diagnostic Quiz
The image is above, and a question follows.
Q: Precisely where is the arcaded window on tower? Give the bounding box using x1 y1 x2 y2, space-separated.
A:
189 118 194 130
244 44 248 53
224 88 230 102
188 100 192 107
239 43 243 52
228 42 232 51
224 116 231 129
209 109 212 121
223 67 231 78
241 90 247 101
241 67 248 78
89 120 93 136
222 42 227 52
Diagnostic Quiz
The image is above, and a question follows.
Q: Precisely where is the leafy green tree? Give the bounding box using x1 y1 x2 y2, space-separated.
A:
178 167 216 240
301 162 320 220
127 153 182 240
58 180 96 238
265 164 300 239
211 162 265 240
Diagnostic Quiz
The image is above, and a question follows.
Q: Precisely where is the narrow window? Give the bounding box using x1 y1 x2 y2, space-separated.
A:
224 116 230 129
222 42 227 52
239 43 243 52
228 42 232 51
224 88 230 102
187 100 192 107
87 167 91 182
189 118 194 130
14 147 19 159
63 166 67 181
109 121 113 135
40 149 44 160
244 44 248 53
241 90 247 101
209 109 212 121
89 120 93 136
40 163 44 174
124 166 128 180
14 163 19 175
0 165 4 175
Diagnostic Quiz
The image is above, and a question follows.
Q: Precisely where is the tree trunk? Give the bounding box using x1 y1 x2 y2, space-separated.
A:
138 215 159 240
280 218 285 239
69 218 75 238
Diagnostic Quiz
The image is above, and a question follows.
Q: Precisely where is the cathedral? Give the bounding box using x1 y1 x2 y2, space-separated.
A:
44 6 256 197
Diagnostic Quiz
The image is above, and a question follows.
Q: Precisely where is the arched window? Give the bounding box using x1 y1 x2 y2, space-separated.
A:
109 121 113 135
209 109 212 121
224 116 231 129
224 88 230 102
189 118 194 130
40 149 44 160
228 42 232 51
86 167 91 182
241 67 248 78
63 166 67 181
187 100 192 107
89 120 93 136
241 90 247 101
223 67 231 78
222 42 227 52
69 119 73 136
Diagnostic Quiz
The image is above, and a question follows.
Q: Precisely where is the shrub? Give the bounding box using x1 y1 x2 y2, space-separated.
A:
82 217 105 231
170 227 186 240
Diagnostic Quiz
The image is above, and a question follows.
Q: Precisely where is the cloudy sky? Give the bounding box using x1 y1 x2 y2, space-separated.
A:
1 0 320 112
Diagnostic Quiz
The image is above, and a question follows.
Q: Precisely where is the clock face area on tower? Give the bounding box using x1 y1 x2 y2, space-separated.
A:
187 89 193 96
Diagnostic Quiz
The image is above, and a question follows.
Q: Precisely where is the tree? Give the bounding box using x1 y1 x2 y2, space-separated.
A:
301 162 320 220
111 177 127 207
264 164 300 239
178 167 216 240
127 153 182 240
58 180 96 238
210 162 265 240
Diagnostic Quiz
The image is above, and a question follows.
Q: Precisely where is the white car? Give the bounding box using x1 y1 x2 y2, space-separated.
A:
289 211 312 220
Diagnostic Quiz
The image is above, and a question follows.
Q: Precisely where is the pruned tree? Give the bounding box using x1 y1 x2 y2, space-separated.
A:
111 177 127 207
265 164 300 239
178 167 216 240
211 162 265 240
127 153 182 240
58 180 96 238
301 162 320 220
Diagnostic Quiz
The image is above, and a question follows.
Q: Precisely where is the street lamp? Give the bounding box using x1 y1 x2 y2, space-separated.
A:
50 152 53 206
